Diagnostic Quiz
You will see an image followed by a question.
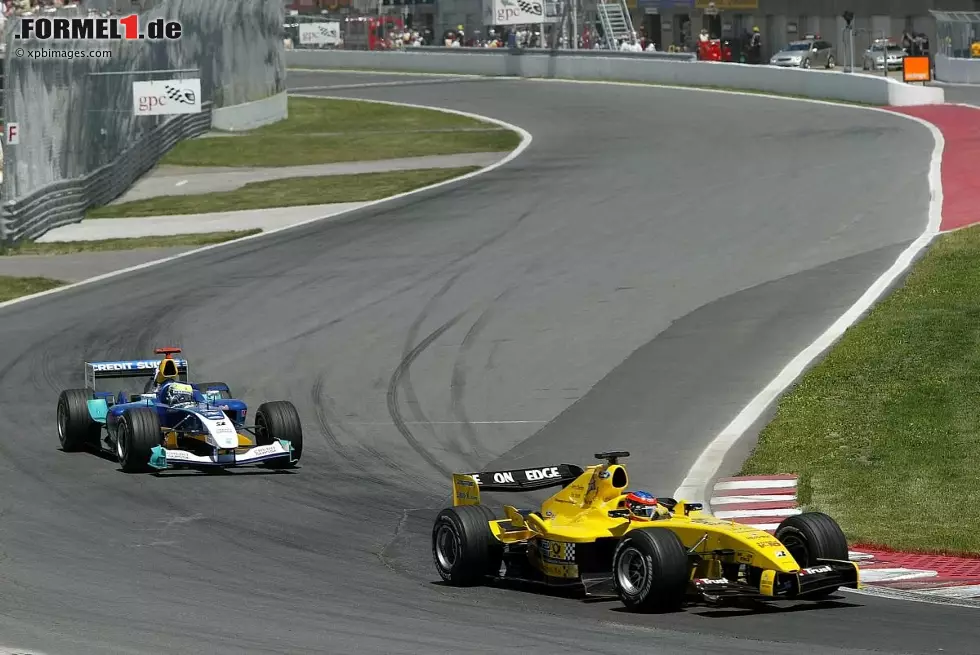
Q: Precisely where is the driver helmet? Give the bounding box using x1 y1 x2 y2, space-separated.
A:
162 381 196 406
624 490 660 521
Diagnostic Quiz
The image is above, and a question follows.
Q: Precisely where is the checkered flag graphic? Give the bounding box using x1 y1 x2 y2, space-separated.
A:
164 85 196 105
517 0 542 15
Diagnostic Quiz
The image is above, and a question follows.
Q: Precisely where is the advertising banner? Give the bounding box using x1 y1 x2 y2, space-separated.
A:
132 78 202 116
694 0 758 9
483 0 560 25
298 22 341 46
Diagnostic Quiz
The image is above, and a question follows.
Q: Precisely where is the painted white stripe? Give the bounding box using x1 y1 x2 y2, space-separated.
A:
672 105 944 508
846 584 980 610
709 494 797 505
345 420 547 425
918 584 980 599
713 508 801 519
858 568 938 583
712 479 798 491
0 97 533 312
849 551 876 561
743 523 780 531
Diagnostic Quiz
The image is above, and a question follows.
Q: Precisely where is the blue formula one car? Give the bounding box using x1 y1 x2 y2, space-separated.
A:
55 347 303 473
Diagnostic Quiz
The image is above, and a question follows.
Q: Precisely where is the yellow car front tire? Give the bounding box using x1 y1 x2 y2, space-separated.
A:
612 528 688 612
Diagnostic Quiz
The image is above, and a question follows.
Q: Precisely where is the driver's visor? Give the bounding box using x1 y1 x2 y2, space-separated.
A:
628 502 657 519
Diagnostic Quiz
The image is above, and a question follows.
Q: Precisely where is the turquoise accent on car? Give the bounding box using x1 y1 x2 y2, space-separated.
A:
149 446 168 470
86 398 109 424
280 439 294 460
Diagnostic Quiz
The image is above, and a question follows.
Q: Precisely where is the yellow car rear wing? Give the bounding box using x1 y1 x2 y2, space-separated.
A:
451 464 585 507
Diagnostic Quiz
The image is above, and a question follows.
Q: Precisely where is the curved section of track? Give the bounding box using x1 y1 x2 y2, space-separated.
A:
0 73 969 654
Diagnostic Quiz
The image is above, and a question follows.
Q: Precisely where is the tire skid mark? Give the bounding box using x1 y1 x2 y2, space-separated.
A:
449 285 516 462
385 207 538 476
396 269 472 463
310 373 433 490
309 374 378 477
387 312 465 478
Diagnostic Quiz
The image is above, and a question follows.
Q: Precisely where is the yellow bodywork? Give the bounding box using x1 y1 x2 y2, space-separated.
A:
162 429 254 449
454 462 807 577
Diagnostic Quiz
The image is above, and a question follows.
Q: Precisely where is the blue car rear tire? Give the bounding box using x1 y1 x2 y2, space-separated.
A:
57 389 100 452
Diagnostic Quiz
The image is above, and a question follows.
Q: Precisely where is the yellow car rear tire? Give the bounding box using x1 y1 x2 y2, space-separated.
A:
432 505 502 586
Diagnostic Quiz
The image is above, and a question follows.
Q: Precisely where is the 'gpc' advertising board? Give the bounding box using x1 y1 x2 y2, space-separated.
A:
132 78 202 116
482 0 560 25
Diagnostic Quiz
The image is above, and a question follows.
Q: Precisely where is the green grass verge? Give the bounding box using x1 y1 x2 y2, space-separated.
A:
3 230 261 256
161 97 521 167
87 167 478 219
0 276 66 302
739 225 980 555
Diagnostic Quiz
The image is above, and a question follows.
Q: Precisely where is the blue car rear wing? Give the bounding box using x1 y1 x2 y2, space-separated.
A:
84 359 189 389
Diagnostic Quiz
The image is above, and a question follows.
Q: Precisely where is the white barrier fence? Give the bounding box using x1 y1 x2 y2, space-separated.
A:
935 54 980 85
286 48 945 106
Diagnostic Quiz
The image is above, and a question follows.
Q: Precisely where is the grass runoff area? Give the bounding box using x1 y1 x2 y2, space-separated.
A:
160 97 521 167
2 230 259 257
0 231 260 301
87 167 478 219
0 275 65 302
740 225 980 555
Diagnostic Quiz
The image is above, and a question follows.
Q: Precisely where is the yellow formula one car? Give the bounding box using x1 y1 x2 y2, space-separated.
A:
432 451 858 612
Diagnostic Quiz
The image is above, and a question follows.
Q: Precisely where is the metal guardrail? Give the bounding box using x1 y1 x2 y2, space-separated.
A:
0 104 212 245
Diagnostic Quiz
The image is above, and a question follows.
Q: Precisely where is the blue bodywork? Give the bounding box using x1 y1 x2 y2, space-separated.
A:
75 356 296 471
86 384 248 431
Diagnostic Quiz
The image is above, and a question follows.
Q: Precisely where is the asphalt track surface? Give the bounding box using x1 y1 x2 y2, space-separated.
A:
942 83 980 106
0 71 972 654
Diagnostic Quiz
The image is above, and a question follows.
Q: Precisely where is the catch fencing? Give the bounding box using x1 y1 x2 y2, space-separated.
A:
0 0 287 244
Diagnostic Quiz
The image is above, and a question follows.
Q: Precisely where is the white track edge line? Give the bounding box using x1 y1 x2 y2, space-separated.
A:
846 585 980 610
673 105 945 509
0 97 533 312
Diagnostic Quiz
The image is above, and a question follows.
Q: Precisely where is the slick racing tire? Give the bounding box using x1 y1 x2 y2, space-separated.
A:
775 512 849 599
612 528 689 613
255 401 303 469
117 407 161 473
57 389 101 452
432 505 502 586
194 381 233 399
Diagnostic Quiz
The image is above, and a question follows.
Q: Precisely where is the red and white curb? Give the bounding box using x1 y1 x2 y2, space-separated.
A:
709 474 799 531
710 475 980 600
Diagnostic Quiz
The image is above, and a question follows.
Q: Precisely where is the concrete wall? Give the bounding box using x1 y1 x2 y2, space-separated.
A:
2 0 287 201
935 54 980 84
285 48 945 105
212 91 290 132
